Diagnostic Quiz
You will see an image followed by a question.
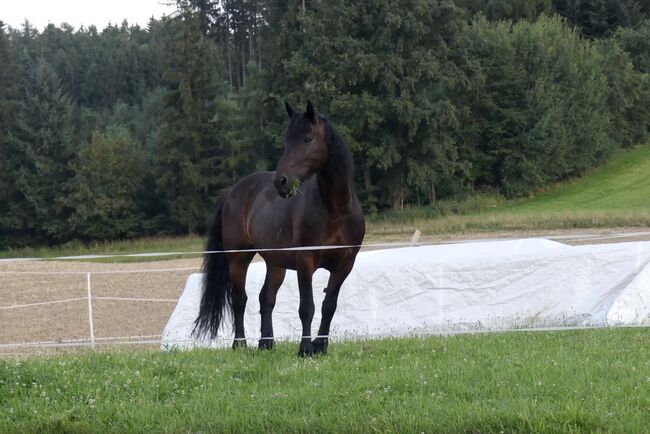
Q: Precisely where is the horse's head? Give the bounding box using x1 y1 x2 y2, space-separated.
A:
273 100 328 198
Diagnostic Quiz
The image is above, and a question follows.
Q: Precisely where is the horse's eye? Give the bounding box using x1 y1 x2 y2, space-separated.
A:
304 136 312 143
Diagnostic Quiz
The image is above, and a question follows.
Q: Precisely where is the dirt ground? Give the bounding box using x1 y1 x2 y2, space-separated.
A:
2 228 649 356
0 258 201 355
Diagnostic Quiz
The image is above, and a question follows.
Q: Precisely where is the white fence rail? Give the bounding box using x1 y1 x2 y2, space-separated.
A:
0 237 422 354
0 266 199 354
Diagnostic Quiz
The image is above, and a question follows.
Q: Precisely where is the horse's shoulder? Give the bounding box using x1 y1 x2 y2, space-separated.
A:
238 171 274 183
230 171 273 191
224 171 270 202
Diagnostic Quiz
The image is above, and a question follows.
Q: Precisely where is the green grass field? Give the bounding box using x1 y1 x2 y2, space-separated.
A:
1 328 649 433
508 143 650 213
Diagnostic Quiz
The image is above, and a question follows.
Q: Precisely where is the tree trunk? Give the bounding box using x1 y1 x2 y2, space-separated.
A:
392 173 405 210
249 20 254 64
231 145 236 181
241 38 246 88
257 21 262 67
362 160 378 213
362 161 372 192
226 16 233 90
428 182 436 204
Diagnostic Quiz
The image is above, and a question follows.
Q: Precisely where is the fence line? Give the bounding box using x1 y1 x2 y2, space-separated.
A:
1 233 422 264
93 296 179 302
4 231 650 355
0 297 88 310
0 334 164 350
2 324 650 354
0 267 200 276
0 295 180 310
0 239 420 276
0 234 426 353
0 252 199 352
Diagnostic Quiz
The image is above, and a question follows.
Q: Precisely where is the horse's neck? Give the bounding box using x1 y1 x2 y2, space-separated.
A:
316 164 354 217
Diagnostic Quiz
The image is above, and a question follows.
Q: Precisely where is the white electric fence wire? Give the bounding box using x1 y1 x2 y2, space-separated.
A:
0 334 164 349
0 241 421 277
0 297 88 310
93 297 179 302
2 230 650 267
0 267 200 275
0 240 421 265
0 297 181 310
1 324 650 353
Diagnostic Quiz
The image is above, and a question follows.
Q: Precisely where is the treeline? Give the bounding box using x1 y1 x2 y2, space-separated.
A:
1 0 649 248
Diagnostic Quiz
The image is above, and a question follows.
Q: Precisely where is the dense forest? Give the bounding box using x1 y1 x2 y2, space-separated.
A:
1 0 649 247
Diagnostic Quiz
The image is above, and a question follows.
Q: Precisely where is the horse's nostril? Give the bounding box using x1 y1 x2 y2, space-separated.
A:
279 176 287 186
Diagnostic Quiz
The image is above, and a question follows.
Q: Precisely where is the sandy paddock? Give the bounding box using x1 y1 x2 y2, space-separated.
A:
2 229 649 356
0 258 201 355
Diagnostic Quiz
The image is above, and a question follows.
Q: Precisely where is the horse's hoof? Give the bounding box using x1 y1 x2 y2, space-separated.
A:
258 339 274 350
232 339 247 349
298 340 314 357
312 338 328 355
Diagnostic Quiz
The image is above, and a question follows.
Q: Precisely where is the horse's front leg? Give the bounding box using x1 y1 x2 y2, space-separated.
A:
258 266 286 350
313 259 355 355
296 261 316 357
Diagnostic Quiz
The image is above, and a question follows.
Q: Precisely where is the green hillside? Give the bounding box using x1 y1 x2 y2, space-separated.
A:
368 142 650 237
507 142 650 213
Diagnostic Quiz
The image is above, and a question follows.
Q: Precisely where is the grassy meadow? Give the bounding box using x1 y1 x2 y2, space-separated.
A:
508 143 650 213
1 328 649 433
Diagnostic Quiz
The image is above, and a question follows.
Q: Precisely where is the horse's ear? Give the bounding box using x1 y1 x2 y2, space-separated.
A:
306 99 316 123
285 101 295 119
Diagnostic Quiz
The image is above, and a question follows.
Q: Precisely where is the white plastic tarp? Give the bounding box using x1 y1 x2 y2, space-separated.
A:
161 239 650 349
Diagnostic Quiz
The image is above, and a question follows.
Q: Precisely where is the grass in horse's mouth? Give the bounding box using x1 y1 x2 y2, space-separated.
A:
289 179 302 197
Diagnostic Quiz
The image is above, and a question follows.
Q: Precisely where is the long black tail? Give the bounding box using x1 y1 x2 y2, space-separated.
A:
193 200 232 339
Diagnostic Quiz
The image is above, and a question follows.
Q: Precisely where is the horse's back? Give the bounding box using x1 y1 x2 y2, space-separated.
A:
221 171 276 250
229 171 274 193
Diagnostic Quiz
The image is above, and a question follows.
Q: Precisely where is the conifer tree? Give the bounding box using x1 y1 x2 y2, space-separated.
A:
156 6 224 233
12 56 76 243
0 22 24 247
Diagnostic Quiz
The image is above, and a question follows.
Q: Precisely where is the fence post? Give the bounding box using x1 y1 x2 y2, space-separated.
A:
410 229 421 245
86 272 95 348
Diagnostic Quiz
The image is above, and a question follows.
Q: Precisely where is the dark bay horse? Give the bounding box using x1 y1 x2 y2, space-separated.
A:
194 100 365 356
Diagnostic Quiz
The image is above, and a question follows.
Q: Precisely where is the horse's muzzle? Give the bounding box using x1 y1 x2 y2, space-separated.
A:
273 174 291 198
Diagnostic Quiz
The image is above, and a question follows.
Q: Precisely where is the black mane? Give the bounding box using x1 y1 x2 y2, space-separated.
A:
321 115 354 182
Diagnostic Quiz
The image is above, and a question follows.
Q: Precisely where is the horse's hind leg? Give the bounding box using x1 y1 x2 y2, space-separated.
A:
313 260 355 355
228 253 255 349
258 266 286 350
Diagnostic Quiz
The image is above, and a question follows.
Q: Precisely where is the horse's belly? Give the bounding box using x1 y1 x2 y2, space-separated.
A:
258 251 299 270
